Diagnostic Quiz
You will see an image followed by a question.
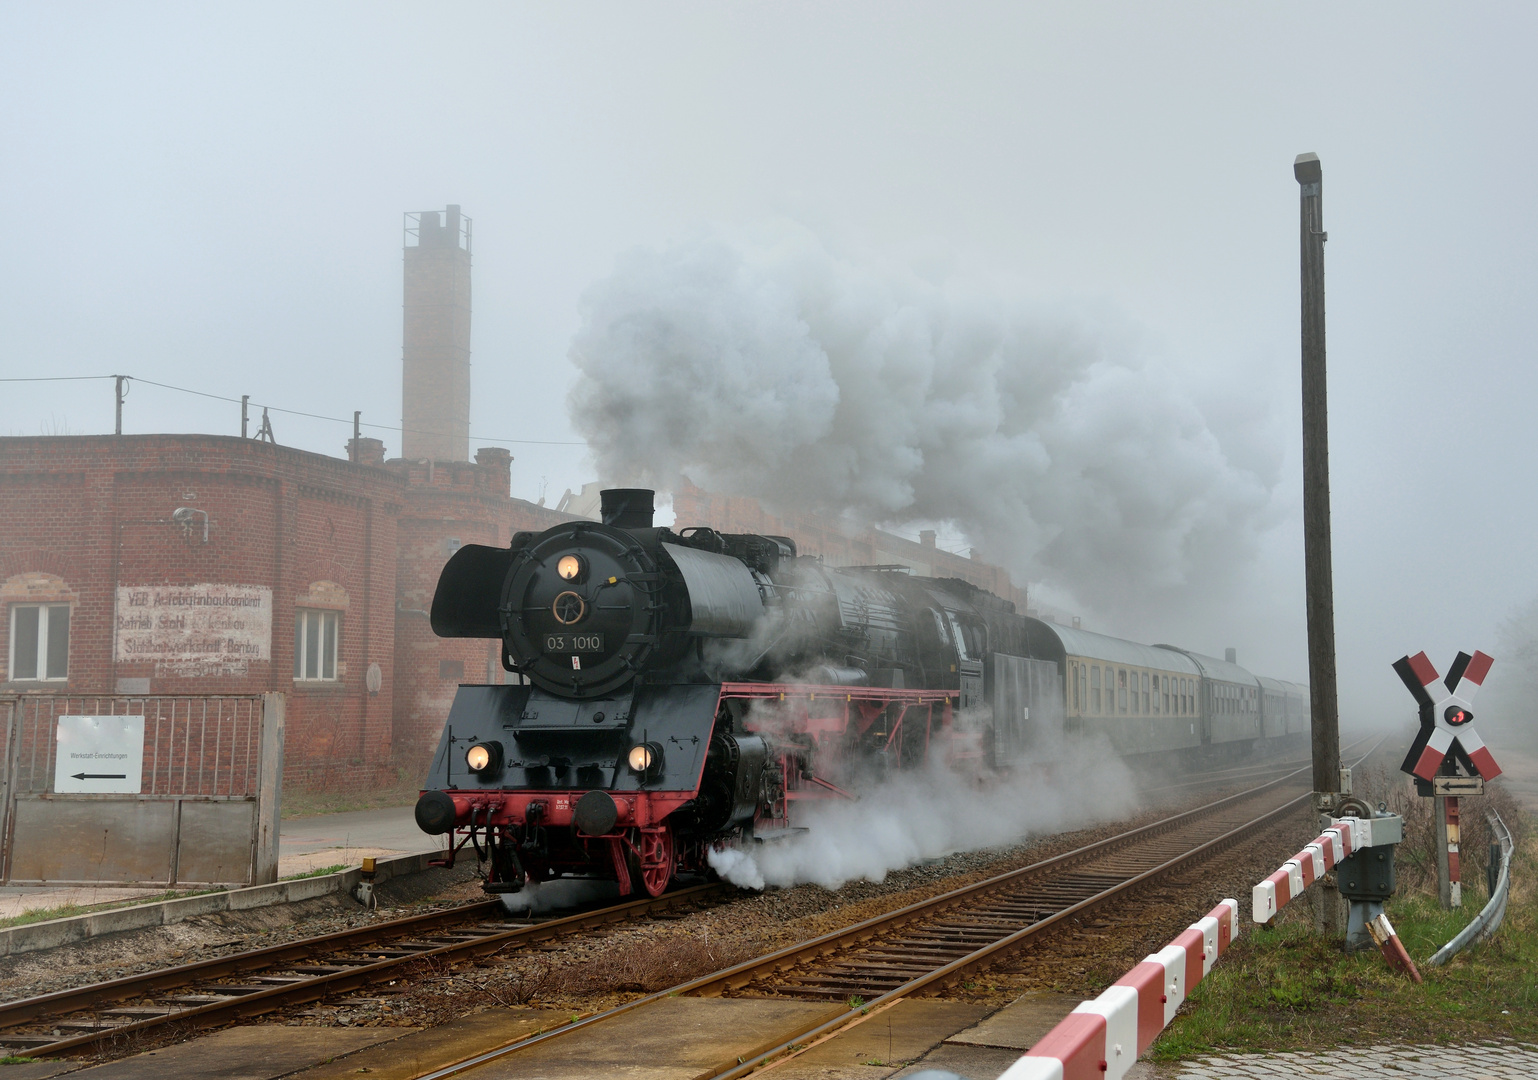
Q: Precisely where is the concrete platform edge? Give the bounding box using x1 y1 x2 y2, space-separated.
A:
0 850 437 958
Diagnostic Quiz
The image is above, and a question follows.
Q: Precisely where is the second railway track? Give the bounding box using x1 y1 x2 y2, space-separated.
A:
1 737 1379 1070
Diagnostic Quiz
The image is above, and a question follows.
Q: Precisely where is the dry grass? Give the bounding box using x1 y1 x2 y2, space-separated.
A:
1369 764 1527 897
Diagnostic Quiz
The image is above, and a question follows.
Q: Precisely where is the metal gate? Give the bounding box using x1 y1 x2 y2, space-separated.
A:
0 693 284 887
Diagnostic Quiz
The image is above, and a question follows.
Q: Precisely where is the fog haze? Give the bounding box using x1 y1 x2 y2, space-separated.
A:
3 3 1536 735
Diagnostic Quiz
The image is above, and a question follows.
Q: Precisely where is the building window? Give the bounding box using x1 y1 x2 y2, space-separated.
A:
294 609 339 681
9 604 69 681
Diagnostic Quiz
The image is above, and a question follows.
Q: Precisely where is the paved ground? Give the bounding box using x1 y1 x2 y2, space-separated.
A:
277 804 436 875
9 993 1535 1080
1162 1043 1538 1079
0 805 433 919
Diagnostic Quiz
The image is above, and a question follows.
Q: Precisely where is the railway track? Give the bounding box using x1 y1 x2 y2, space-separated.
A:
1 737 1377 1068
0 882 724 1059
420 736 1382 1080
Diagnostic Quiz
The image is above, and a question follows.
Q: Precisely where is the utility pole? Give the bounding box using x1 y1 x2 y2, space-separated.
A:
352 411 361 462
114 375 127 435
241 395 250 438
1296 152 1343 935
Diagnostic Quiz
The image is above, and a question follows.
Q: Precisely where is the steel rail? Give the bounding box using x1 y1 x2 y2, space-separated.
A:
706 790 1314 1080
706 735 1383 1079
0 900 495 1030
413 738 1383 1080
6 883 722 1059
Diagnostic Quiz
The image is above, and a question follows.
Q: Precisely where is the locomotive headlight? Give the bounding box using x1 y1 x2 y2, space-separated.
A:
465 740 504 776
627 742 663 776
557 554 582 581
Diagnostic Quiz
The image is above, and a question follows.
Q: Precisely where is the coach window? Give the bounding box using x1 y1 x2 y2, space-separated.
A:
1090 666 1101 712
1071 663 1080 711
1081 666 1088 715
1117 669 1127 713
294 608 339 682
8 604 69 682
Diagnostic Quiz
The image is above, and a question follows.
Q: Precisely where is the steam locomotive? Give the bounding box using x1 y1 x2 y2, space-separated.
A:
415 488 1308 896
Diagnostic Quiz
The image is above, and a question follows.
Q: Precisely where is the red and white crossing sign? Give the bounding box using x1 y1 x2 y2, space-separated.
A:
1394 650 1501 782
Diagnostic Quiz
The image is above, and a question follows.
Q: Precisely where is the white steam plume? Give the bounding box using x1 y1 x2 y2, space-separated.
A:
707 736 1138 892
568 222 1282 620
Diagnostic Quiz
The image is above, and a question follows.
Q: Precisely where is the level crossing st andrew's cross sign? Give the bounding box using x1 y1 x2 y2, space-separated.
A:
1393 650 1501 782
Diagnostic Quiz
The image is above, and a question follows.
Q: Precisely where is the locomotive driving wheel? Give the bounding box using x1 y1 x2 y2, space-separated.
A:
631 825 675 898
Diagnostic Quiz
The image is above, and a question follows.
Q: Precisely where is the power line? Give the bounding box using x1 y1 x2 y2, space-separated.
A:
2 373 586 447
0 375 116 382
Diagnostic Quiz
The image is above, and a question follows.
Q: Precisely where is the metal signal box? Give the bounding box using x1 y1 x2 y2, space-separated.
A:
1337 845 1396 902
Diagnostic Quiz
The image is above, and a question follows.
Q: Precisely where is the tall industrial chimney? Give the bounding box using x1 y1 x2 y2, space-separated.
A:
402 206 472 462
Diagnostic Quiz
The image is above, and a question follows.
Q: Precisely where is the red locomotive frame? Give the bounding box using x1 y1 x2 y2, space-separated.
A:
426 682 962 896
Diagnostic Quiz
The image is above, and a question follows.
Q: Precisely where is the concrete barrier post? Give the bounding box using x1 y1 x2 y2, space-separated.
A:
254 693 285 885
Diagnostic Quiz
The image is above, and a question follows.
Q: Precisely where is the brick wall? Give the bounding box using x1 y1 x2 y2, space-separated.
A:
387 449 579 768
0 435 402 792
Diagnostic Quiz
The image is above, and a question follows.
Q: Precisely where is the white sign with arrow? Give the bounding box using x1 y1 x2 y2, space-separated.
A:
54 715 145 794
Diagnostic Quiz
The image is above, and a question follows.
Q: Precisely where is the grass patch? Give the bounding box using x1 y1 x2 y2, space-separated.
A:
281 863 349 881
1151 781 1535 1060
282 767 423 819
0 888 221 930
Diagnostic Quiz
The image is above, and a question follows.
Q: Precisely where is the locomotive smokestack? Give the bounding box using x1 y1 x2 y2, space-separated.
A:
600 488 655 528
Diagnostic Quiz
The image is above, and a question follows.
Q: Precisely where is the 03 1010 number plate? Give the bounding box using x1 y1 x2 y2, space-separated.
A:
544 633 604 653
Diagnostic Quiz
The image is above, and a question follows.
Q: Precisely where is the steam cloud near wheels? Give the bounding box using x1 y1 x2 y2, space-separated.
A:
706 734 1139 892
568 222 1282 623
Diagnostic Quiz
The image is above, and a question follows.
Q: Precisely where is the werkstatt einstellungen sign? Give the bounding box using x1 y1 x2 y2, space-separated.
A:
54 716 145 794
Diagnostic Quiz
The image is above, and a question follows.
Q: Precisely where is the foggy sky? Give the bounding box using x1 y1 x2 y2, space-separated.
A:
3 3 1537 731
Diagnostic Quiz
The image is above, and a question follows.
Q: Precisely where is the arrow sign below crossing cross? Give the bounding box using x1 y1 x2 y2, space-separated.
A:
70 772 127 780
1395 650 1501 781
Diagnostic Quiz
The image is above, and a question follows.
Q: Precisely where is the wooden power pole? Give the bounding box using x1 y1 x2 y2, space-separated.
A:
1295 154 1342 813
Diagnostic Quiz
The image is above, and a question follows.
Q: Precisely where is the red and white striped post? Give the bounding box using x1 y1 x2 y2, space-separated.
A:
997 900 1238 1080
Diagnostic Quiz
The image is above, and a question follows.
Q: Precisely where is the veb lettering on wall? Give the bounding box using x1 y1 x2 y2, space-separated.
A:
115 585 273 677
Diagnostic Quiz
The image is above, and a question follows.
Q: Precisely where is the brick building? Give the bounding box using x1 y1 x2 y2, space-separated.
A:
0 435 401 789
0 434 573 790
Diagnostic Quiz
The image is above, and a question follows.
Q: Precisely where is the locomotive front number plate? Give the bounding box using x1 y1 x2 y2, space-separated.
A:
544 633 604 653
